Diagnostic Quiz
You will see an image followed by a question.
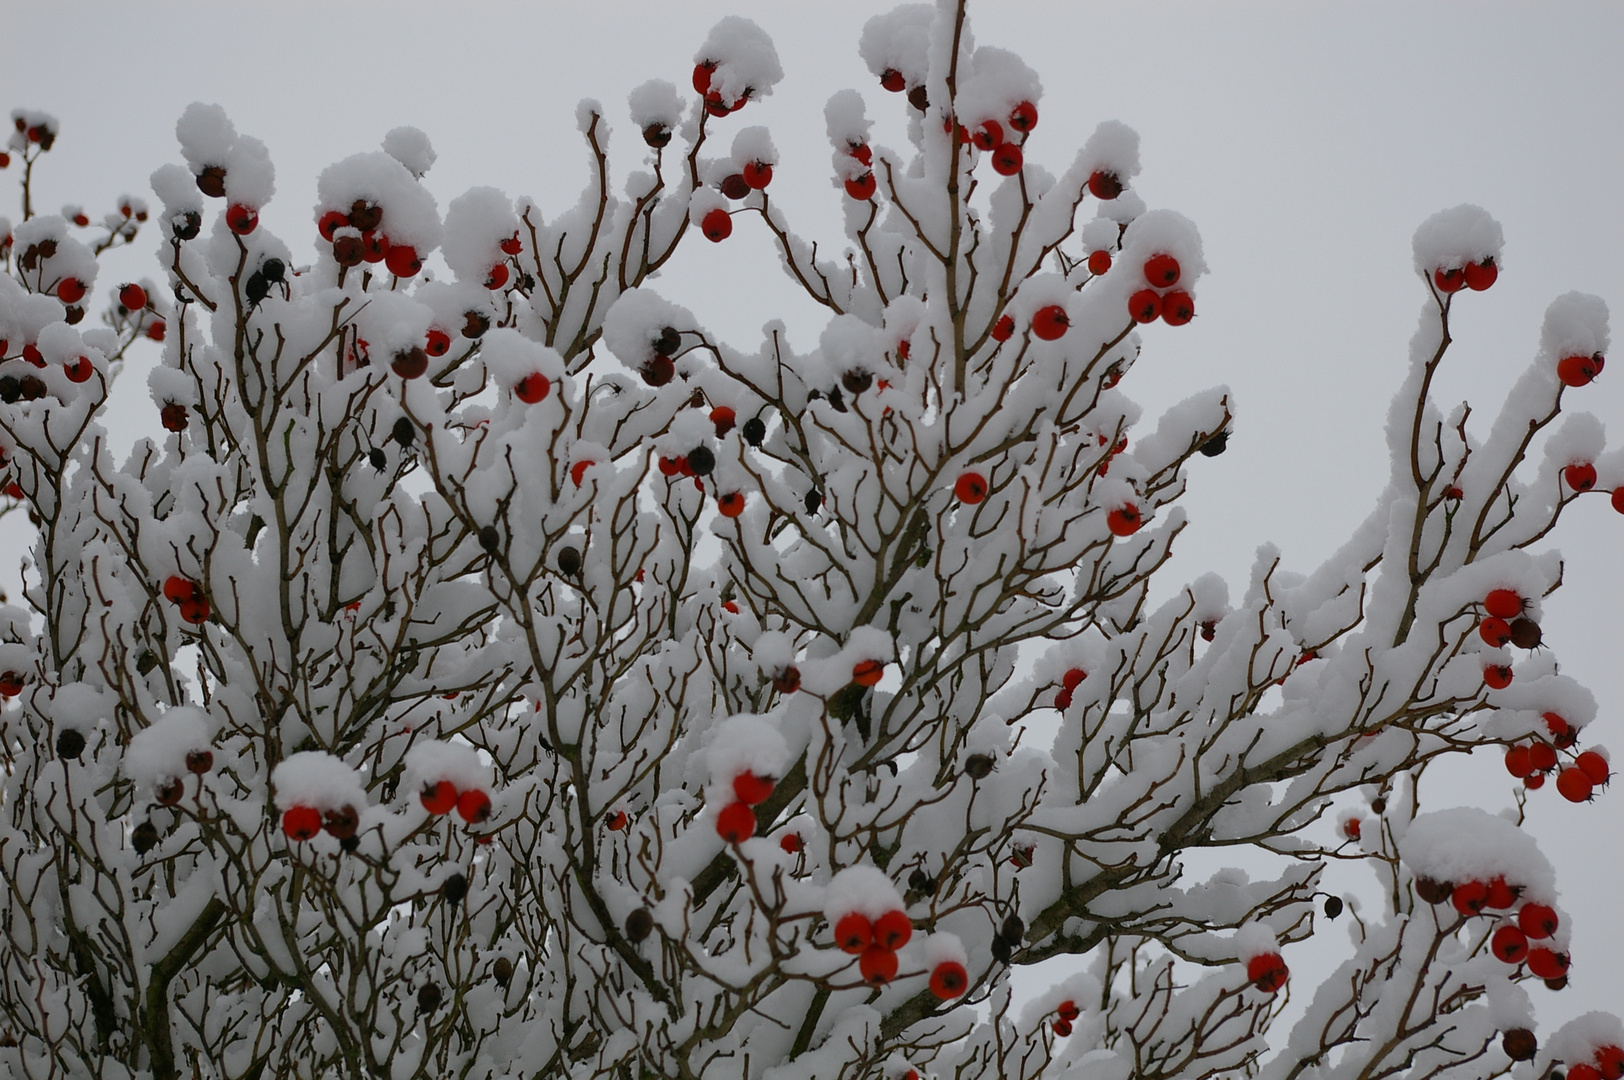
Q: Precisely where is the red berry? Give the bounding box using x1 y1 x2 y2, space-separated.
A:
1575 750 1609 785
0 672 25 698
1490 924 1529 964
720 174 751 201
424 329 451 358
186 749 214 775
1484 876 1517 910
1032 304 1069 340
742 161 773 190
871 909 912 950
880 68 906 93
163 575 194 602
571 460 593 487
282 805 322 842
22 343 43 367
717 491 746 518
1062 668 1087 691
119 283 148 311
692 61 715 95
990 143 1023 176
779 832 802 854
65 356 93 383
1008 100 1038 133
733 770 774 805
834 912 873 954
225 204 258 235
1524 946 1569 980
1483 665 1513 690
1615 486 1624 514
1593 1045 1624 1080
1524 771 1546 789
1528 741 1558 773
844 173 877 201
500 233 523 256
1342 817 1362 840
73 213 90 227
1052 1019 1073 1037
1160 291 1195 326
710 406 736 436
929 960 968 999
658 456 680 477
1433 266 1465 293
147 320 167 342
160 402 189 432
852 659 885 687
485 263 510 290
1564 462 1598 491
1246 952 1288 993
421 780 458 815
1088 171 1123 200
1544 712 1576 747
1463 258 1498 291
701 207 733 242
641 356 675 386
360 233 390 264
847 143 873 167
178 596 211 625
1558 354 1599 387
515 373 551 404
991 314 1015 341
1504 745 1534 778
715 800 756 843
391 348 429 380
955 471 988 504
1483 589 1522 619
318 210 350 242
1143 253 1181 288
971 120 1004 151
1087 250 1112 275
1128 289 1163 324
456 788 492 824
1107 504 1142 537
859 945 898 985
1516 902 1558 939
1451 879 1489 916
1572 1066 1605 1080
1054 688 1073 710
56 278 86 304
1057 1000 1080 1021
385 244 421 278
605 810 629 831
1478 616 1512 646
1556 766 1594 802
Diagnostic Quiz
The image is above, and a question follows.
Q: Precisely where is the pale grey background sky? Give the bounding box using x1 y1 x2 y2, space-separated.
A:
6 0 1622 1034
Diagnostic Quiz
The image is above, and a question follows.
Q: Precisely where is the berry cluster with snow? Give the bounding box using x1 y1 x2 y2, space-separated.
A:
0 3 1620 1079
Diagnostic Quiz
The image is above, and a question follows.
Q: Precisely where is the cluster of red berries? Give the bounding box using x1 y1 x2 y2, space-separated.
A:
1476 588 1542 690
692 61 753 118
1053 667 1087 710
419 777 493 825
1128 253 1195 327
11 113 57 153
1415 874 1571 981
1050 999 1081 1037
716 769 774 844
947 99 1039 178
162 575 211 625
318 200 439 279
831 903 961 992
1503 711 1609 801
842 140 877 202
147 748 215 807
281 802 361 844
1432 257 1498 295
1562 1044 1624 1080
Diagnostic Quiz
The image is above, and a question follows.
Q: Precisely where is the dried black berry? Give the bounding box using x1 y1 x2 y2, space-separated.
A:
462 311 491 339
478 525 501 553
185 749 213 774
963 753 994 780
826 387 847 413
492 957 514 986
173 211 202 241
640 356 675 387
442 873 469 904
841 369 872 395
323 804 359 840
339 835 360 853
687 446 715 476
136 650 159 675
557 546 582 577
132 820 159 854
742 417 766 447
369 448 388 472
1198 431 1228 457
989 934 1013 964
348 200 383 233
907 85 929 111
244 271 270 306
260 258 285 283
1001 914 1025 944
56 728 86 759
63 305 84 325
642 123 672 149
653 326 681 357
804 489 821 515
0 377 19 403
19 376 46 401
625 906 654 943
391 417 416 448
907 868 931 893
416 983 442 1013
1323 895 1344 920
1508 617 1542 650
1501 1028 1537 1062
1370 796 1387 814
196 165 226 199
1414 878 1452 905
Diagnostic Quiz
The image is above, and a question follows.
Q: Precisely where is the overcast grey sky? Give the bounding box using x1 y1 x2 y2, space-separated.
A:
6 0 1622 1029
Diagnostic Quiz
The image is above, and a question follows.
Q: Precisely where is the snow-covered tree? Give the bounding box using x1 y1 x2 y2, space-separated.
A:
1 4 1621 1079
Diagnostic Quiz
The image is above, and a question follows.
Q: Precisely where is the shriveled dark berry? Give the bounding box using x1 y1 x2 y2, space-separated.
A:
625 906 654 943
1508 618 1542 650
907 868 931 892
742 417 766 447
557 546 582 577
964 753 994 780
804 489 821 515
653 326 681 357
323 804 359 840
492 957 514 986
196 165 226 199
132 819 159 854
442 873 469 904
907 86 929 111
0 377 19 403
1501 1028 1537 1062
1199 431 1228 457
244 272 270 306
173 211 202 241
416 983 442 1013
1370 796 1387 814
339 835 360 852
462 311 491 339
478 525 501 553
391 417 416 448
63 305 84 325
642 124 672 149
56 728 86 759
1414 878 1452 905
185 749 213 774
989 934 1013 964
826 388 847 413
687 446 715 476
1323 895 1344 919
136 650 159 675
1001 914 1024 944
260 258 285 283
368 448 388 472
348 201 383 233
841 369 872 395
